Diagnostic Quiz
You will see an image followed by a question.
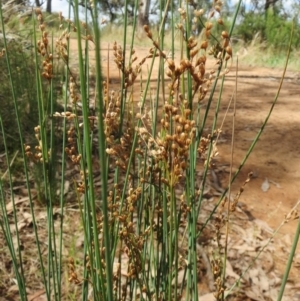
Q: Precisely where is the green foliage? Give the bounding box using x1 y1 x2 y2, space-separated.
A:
97 0 136 24
0 8 66 152
234 12 266 43
235 9 300 50
265 10 300 50
5 11 64 34
0 39 38 152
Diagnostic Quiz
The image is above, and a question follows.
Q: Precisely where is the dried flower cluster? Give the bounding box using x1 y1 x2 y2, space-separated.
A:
65 125 82 165
55 27 70 63
35 8 53 81
112 41 156 88
229 171 253 211
68 76 80 104
68 257 81 285
198 131 220 167
24 126 49 163
56 14 87 64
212 257 225 299
144 0 232 104
103 85 121 139
285 208 300 223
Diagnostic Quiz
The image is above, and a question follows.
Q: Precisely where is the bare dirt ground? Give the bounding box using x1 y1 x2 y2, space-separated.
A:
216 67 300 235
213 65 300 283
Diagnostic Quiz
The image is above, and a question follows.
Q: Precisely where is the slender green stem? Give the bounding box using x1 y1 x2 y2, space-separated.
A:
0 117 27 301
90 0 113 299
0 6 48 299
276 19 295 301
73 1 105 300
198 10 292 237
278 214 300 300
57 5 72 297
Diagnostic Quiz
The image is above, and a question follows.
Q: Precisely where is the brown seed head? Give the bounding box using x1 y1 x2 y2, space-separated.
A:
226 46 232 56
221 31 229 39
200 40 208 50
190 48 199 58
194 9 204 17
215 5 221 13
167 59 175 71
223 38 229 48
205 30 211 39
205 22 213 30
217 18 224 25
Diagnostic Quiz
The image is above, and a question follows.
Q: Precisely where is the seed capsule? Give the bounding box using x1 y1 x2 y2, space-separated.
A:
201 40 208 50
226 46 232 57
221 31 229 39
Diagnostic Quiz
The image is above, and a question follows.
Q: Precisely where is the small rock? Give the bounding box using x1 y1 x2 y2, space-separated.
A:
261 178 270 192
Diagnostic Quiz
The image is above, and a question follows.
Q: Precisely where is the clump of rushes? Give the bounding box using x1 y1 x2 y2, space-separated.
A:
101 2 235 299
6 0 287 300
45 2 233 298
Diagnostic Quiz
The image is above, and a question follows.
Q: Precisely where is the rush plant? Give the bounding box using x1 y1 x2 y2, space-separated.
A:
0 0 295 301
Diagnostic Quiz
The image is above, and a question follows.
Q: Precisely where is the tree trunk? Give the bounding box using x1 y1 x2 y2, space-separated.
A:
138 0 151 36
46 0 51 13
265 0 278 10
35 0 41 7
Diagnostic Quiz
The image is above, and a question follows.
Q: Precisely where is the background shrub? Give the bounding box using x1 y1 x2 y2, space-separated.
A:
0 38 38 152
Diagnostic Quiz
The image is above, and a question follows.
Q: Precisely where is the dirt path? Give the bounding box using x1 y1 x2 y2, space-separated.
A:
219 68 300 224
214 66 300 280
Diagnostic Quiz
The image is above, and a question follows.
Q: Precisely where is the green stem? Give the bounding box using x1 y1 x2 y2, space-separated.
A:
279 215 300 300
90 0 113 299
0 7 48 300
